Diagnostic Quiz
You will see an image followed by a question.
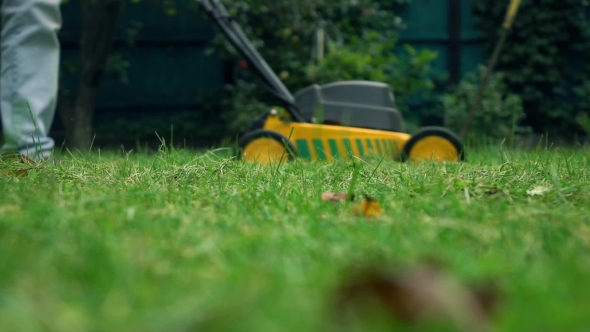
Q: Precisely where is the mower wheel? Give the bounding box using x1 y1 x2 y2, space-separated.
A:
402 126 464 162
237 129 297 164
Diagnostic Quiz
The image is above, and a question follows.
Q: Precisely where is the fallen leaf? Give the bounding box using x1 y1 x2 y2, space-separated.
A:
333 261 500 332
1 152 36 177
1 152 36 165
322 192 353 203
351 195 382 217
526 186 551 196
2 169 32 177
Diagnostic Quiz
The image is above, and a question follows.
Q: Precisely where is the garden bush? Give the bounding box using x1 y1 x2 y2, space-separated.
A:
442 65 530 144
472 0 590 140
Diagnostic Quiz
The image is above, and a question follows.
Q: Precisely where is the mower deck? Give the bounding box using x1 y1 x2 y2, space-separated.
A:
238 110 464 164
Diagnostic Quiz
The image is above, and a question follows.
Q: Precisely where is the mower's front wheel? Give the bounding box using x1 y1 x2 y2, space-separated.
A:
401 127 464 162
237 129 297 164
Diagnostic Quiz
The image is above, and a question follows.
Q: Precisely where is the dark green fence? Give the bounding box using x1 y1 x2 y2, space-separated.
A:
59 1 227 111
395 0 485 82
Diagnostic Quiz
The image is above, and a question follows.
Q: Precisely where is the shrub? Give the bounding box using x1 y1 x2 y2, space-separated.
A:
442 65 530 144
472 0 590 139
305 33 437 110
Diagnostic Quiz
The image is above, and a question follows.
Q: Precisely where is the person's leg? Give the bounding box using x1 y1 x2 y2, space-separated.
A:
0 0 62 161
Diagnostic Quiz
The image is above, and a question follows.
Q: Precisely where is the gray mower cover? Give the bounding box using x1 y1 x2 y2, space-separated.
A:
293 80 405 133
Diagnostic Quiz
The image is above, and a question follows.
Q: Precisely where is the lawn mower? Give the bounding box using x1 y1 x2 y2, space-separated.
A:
199 0 465 164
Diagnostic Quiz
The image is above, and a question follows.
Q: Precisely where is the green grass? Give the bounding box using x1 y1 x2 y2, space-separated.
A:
1 144 590 332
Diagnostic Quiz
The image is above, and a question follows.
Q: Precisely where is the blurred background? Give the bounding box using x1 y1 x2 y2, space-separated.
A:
2 0 588 151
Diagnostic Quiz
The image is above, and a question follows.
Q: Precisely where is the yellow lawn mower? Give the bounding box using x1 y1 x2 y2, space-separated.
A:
200 0 465 164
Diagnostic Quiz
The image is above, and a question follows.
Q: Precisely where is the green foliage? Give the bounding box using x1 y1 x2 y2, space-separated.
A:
472 0 590 139
206 0 437 134
442 66 530 144
305 34 437 108
576 112 590 136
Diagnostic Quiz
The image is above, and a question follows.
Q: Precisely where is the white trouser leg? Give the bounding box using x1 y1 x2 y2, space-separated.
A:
0 0 62 160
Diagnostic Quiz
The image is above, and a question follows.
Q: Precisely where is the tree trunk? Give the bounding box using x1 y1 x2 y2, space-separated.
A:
60 0 123 151
69 85 99 150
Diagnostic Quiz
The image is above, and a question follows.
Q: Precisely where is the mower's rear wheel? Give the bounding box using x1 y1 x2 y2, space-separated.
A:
237 129 296 164
402 127 464 162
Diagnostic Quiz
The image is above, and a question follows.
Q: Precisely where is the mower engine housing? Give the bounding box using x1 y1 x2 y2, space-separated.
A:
293 81 405 132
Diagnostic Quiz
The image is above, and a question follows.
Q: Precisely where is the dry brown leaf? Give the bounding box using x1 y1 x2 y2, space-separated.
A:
351 195 382 217
1 152 36 165
333 261 500 332
2 169 31 177
322 192 353 203
1 152 36 177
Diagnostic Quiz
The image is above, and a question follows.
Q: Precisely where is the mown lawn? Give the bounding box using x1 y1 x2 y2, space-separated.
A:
1 144 589 332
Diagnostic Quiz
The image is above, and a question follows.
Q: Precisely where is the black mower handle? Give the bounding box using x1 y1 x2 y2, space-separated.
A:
198 0 308 123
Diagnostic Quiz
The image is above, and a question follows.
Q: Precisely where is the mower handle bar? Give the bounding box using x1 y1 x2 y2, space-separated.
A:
198 0 308 123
